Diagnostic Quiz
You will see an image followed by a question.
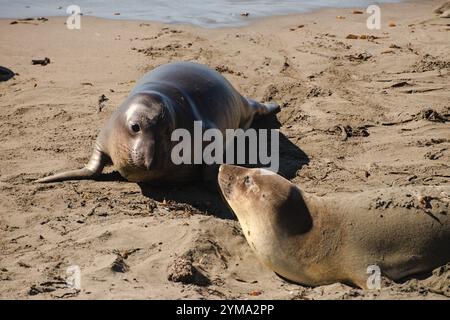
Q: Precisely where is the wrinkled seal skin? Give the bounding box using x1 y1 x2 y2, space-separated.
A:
218 164 450 289
36 62 279 184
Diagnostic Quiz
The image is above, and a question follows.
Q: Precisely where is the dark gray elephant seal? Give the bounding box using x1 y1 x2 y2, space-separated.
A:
36 62 279 184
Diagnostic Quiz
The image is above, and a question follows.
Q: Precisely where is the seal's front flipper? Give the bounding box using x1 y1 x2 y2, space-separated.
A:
35 149 108 183
36 167 99 183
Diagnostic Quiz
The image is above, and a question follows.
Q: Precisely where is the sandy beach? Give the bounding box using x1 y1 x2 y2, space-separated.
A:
0 0 449 299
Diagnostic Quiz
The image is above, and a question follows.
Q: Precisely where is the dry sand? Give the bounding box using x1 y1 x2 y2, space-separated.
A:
0 0 449 299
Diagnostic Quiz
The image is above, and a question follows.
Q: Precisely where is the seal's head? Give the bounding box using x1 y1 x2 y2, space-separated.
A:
218 164 315 283
218 164 313 256
107 93 174 182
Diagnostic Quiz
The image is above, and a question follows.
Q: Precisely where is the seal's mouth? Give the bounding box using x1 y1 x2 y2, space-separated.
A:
218 164 241 219
129 132 156 170
218 165 234 200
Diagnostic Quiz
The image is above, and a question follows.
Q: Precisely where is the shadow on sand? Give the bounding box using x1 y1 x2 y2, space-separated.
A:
138 112 310 219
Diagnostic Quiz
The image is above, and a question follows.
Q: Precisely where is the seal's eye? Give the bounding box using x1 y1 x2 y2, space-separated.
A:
131 123 140 133
244 175 252 187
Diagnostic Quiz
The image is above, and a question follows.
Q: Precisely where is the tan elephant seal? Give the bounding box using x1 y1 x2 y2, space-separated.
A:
36 62 279 184
218 164 450 289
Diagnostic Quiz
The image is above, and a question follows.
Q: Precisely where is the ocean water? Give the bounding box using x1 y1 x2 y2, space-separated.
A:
0 0 402 28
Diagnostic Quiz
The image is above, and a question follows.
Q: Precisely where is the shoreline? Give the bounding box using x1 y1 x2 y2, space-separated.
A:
0 0 438 36
0 0 408 29
1 0 449 300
